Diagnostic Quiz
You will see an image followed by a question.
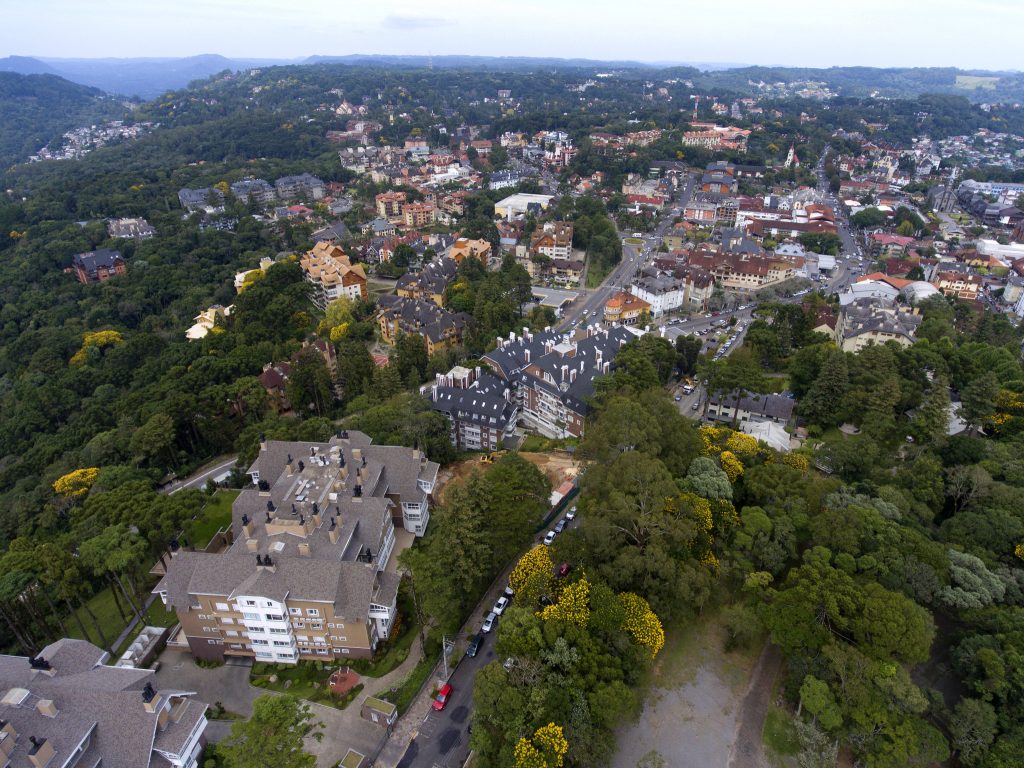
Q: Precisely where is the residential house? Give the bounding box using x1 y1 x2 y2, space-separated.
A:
0 637 208 768
449 238 492 265
706 390 795 425
299 242 368 309
234 256 275 292
186 304 232 341
259 340 338 413
604 290 651 324
630 272 685 316
154 431 439 665
312 221 351 244
71 249 125 284
934 270 982 301
178 187 224 212
429 365 518 450
681 124 751 153
869 233 915 258
528 257 585 286
835 298 922 352
363 218 397 238
376 296 471 355
395 257 459 306
107 217 156 239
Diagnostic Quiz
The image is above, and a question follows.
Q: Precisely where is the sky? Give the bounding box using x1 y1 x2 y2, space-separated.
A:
1 0 1023 71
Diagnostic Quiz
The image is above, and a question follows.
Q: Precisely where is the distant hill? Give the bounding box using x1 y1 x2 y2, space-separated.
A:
0 56 61 76
302 54 654 70
0 72 126 167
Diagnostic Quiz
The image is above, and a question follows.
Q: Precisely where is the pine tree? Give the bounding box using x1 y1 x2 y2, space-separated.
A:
800 350 848 427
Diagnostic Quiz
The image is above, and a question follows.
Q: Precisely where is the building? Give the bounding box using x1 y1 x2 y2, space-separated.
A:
429 365 519 450
0 637 208 768
258 340 338 413
527 257 585 287
529 222 574 260
449 238 492 265
402 202 436 228
706 390 795 425
604 290 651 324
71 249 125 284
649 260 716 311
275 173 325 201
107 217 156 239
230 178 276 205
630 273 685 316
681 124 751 153
482 326 636 439
376 296 471 355
396 257 459 306
186 304 232 341
494 193 554 219
154 432 439 665
375 191 407 222
934 271 982 301
835 298 922 352
299 242 368 309
234 256 275 292
178 187 224 212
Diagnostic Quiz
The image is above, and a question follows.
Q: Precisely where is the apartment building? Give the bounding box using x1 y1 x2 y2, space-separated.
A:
230 178 276 205
529 222 574 260
483 326 636 439
429 365 519 450
299 242 368 309
448 238 492 265
375 191 407 222
155 432 439 665
107 217 157 239
71 249 125 284
396 257 459 306
604 290 651 324
706 390 795 425
402 202 436 228
630 273 685 316
0 638 208 768
934 271 982 301
275 173 325 201
835 298 922 352
376 296 471 355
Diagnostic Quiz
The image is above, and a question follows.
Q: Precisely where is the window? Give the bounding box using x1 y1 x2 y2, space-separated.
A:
289 607 301 615
296 635 308 642
306 609 320 617
311 621 323 630
242 612 260 621
334 636 347 642
246 600 256 606
341 648 350 655
264 601 274 608
269 627 288 634
293 620 305 629
252 638 269 646
273 640 291 647
225 631 239 637
265 614 285 622
317 648 329 656
220 618 234 625
215 602 230 612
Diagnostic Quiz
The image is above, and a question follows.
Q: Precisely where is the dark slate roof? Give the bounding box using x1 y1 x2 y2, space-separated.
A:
377 295 471 343
396 257 458 296
482 328 561 380
72 249 122 273
708 390 795 421
431 373 517 429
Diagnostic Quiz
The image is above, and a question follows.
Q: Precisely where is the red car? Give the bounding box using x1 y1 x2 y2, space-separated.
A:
433 683 453 711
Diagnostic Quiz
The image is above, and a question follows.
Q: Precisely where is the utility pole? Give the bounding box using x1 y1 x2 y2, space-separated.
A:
441 635 455 680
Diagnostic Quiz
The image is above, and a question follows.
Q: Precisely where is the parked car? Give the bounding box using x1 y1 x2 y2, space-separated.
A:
538 595 554 608
692 402 699 411
554 519 567 534
566 506 577 520
433 683 453 711
543 530 556 545
557 563 572 577
493 596 509 616
481 612 497 633
503 585 515 599
674 394 682 401
466 633 483 658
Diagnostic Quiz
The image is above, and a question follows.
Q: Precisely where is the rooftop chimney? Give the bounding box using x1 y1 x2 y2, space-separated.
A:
28 736 55 768
36 700 57 718
259 433 267 451
142 682 161 714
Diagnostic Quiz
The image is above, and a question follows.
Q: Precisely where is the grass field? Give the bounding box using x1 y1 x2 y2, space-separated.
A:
955 75 999 90
186 489 239 549
763 705 801 764
67 588 177 653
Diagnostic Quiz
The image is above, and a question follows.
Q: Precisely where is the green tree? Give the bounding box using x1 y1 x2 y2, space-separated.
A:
949 698 998 766
800 675 843 730
960 372 999 431
286 348 334 417
219 695 321 768
130 412 176 468
800 350 848 427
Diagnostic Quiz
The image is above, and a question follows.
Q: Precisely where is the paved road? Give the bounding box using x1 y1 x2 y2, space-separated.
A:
165 455 238 495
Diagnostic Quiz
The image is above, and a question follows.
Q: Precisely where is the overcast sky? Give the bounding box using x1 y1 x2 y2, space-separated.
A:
2 0 1022 71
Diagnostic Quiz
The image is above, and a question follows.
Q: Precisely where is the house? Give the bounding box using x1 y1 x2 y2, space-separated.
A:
835 298 922 352
259 341 338 413
71 249 125 284
396 257 459 306
154 431 439 665
234 256 275 292
363 218 397 238
299 242 368 308
275 173 325 201
528 257 585 287
429 365 519 450
186 304 233 341
681 125 751 153
312 220 351 244
0 637 208 768
449 238 492 265
178 186 224 212
376 296 471 355
648 260 716 311
604 290 651 324
869 233 915 257
482 326 636 439
529 222 574 260
375 191 407 222
934 271 982 301
230 178 276 205
706 390 795 425
107 217 156 239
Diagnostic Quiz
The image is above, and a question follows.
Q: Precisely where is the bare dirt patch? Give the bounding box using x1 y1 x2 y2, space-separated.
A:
435 450 579 503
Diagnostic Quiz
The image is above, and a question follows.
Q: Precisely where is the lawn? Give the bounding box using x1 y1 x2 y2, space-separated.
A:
347 583 421 678
186 489 239 549
374 656 434 715
955 75 998 90
763 705 801 763
586 262 612 289
67 587 177 654
251 660 358 707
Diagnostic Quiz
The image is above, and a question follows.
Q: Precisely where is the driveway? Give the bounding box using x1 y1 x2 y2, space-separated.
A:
154 650 260 719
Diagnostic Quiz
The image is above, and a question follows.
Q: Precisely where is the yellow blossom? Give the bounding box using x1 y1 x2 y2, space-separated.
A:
619 592 665 658
510 545 554 601
725 432 758 459
514 723 569 768
782 453 810 472
52 467 99 498
540 578 590 626
719 451 744 482
70 330 124 366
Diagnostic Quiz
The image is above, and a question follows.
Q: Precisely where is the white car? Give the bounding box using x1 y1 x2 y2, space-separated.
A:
493 596 509 616
481 612 497 633
566 506 577 520
543 530 556 545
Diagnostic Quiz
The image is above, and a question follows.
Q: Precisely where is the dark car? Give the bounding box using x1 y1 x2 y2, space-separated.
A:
554 519 567 534
466 633 483 658
539 595 554 608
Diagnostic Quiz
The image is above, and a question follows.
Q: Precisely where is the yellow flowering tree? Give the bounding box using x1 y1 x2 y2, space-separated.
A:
1015 543 1024 562
698 425 723 455
781 452 810 472
540 578 590 627
725 431 758 459
619 592 665 658
69 330 124 366
719 450 744 482
52 467 99 498
510 546 554 601
673 492 712 531
514 723 569 768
